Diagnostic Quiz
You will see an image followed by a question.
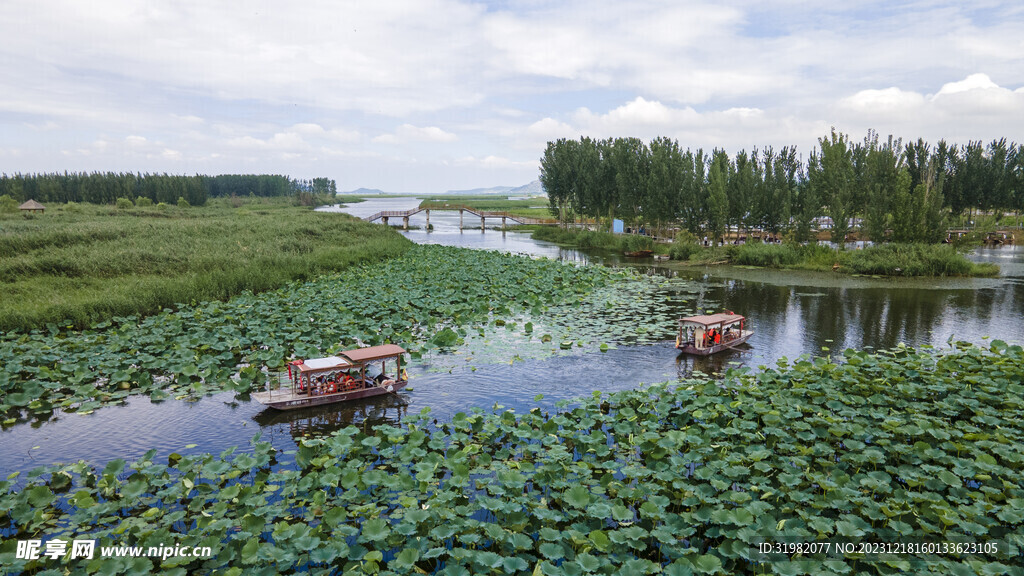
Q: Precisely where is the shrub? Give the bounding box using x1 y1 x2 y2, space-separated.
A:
156 202 169 210
844 244 974 276
116 197 134 210
732 243 801 267
0 195 17 213
64 201 81 213
669 243 701 260
135 196 153 207
620 234 654 252
177 197 190 208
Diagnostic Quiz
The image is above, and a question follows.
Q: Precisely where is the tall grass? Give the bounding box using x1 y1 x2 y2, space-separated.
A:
531 227 654 252
666 236 997 277
0 199 412 331
841 243 998 277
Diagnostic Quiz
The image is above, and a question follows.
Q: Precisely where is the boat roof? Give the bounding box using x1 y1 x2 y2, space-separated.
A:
680 313 745 327
340 344 407 363
298 356 353 373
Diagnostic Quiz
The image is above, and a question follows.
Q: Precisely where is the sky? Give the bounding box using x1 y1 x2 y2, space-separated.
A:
1 1 1022 194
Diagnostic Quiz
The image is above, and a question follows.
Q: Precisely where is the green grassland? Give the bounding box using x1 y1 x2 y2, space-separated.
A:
0 198 411 331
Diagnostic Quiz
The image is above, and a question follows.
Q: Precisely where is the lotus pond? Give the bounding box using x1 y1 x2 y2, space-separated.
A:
1 244 654 420
2 343 1022 575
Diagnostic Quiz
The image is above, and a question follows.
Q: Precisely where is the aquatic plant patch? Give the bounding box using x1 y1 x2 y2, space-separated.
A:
1 343 1022 574
423 276 714 371
0 245 620 420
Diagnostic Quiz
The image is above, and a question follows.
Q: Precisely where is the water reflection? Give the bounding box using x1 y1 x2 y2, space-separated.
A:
674 347 752 379
252 394 409 439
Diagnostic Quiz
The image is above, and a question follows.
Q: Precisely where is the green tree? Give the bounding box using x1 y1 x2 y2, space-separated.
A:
808 128 856 246
727 150 753 237
609 138 650 229
646 137 684 236
862 131 903 242
707 149 730 242
677 149 707 235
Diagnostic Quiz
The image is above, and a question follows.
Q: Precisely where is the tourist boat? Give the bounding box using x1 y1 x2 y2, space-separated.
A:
624 249 654 257
676 312 753 355
252 344 408 410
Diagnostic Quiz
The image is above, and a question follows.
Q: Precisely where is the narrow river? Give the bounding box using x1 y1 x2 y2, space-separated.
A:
2 198 1021 477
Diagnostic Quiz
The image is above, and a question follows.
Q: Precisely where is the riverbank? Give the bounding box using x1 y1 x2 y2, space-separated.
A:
4 343 1021 575
0 198 411 331
529 227 999 277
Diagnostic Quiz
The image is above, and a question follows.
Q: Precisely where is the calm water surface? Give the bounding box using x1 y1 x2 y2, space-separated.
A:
2 198 1021 477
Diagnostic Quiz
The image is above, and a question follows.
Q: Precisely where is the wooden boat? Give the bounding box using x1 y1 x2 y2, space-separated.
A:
676 312 753 355
624 249 654 257
252 344 408 410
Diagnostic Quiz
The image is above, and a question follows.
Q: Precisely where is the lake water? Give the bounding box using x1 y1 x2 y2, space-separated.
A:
3 198 1021 477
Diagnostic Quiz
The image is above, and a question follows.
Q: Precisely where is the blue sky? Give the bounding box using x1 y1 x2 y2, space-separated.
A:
1 0 1022 193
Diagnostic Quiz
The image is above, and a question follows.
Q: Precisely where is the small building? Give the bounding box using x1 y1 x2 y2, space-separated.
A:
19 199 45 213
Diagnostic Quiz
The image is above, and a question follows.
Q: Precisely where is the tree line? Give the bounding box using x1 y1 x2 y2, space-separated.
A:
0 172 337 207
539 130 1023 244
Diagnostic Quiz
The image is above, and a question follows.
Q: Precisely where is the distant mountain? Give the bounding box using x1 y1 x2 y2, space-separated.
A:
342 187 387 195
443 185 516 195
443 180 545 196
507 180 544 196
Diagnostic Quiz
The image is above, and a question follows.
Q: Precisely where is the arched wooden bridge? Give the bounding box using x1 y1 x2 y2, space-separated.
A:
364 204 558 230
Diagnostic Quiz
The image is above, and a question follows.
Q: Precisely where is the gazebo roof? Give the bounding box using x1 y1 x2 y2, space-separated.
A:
19 199 45 210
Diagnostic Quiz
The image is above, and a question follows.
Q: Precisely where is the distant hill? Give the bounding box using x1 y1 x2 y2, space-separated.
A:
507 180 543 196
443 180 544 197
342 187 388 195
443 185 515 195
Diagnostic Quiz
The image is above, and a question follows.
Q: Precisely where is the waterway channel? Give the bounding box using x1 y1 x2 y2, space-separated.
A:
2 197 1022 478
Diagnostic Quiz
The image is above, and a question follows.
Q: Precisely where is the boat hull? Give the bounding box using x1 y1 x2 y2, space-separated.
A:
252 380 408 410
676 331 753 356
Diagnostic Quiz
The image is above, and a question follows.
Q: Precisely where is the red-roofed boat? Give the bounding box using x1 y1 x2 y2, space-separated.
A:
252 344 408 410
675 312 753 355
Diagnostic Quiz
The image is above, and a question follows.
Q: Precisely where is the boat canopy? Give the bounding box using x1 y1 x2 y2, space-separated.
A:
340 344 407 363
296 356 353 374
679 313 744 327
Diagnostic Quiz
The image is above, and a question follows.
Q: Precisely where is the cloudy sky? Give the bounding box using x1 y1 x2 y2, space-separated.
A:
2 1 1022 193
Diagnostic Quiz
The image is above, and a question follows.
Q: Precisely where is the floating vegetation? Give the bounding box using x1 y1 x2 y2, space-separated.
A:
426 276 703 371
2 343 1022 574
0 246 622 420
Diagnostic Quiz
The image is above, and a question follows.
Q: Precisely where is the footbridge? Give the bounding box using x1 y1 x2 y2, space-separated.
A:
364 204 558 230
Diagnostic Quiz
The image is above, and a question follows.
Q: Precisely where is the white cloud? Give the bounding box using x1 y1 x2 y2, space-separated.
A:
373 124 458 144
933 73 1001 97
831 73 1024 145
2 1 1023 190
839 88 927 118
454 155 534 169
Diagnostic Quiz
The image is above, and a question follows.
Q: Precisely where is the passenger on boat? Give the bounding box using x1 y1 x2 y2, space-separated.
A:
364 363 383 387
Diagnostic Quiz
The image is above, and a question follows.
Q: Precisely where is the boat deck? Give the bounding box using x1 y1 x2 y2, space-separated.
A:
677 329 753 356
252 380 407 410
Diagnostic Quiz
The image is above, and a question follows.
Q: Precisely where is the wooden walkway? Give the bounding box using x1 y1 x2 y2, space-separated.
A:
364 204 558 226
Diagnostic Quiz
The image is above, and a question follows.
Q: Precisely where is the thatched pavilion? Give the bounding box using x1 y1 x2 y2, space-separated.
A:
18 199 45 213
